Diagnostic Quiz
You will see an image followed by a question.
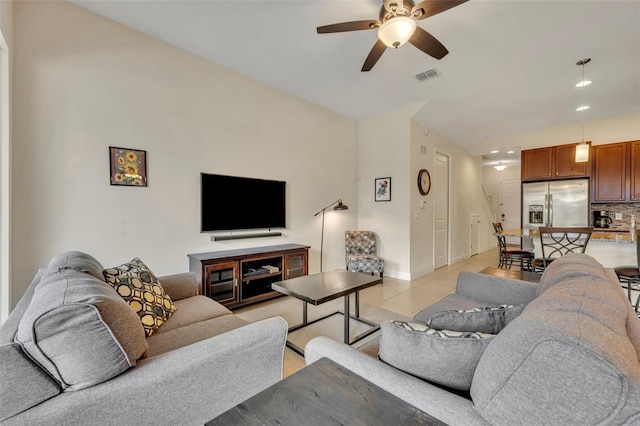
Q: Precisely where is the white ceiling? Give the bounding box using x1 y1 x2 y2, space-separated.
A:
70 0 640 163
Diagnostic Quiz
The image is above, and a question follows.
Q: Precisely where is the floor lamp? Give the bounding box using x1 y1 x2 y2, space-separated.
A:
314 199 349 272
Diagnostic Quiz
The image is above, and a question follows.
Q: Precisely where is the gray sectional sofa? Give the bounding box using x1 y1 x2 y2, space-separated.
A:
0 251 288 425
306 253 640 425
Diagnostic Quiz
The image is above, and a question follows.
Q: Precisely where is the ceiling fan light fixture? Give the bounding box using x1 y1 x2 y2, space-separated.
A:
378 16 416 48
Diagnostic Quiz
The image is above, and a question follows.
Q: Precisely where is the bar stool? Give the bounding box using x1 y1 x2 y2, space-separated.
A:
492 223 534 271
614 230 640 315
532 227 594 273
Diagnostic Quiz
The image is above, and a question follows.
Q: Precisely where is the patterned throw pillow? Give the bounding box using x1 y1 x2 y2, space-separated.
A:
379 320 495 391
103 258 177 336
427 304 525 334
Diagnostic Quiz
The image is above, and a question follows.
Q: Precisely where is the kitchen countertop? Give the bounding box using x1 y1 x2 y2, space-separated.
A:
591 230 635 243
498 228 636 244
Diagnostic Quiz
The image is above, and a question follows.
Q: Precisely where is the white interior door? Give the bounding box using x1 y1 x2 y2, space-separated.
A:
500 177 521 245
470 214 480 256
434 153 449 268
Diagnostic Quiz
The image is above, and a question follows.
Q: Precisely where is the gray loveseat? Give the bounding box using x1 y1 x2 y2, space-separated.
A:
1 251 287 425
306 253 640 425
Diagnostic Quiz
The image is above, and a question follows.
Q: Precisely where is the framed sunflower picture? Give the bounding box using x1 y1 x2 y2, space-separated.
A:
109 147 147 187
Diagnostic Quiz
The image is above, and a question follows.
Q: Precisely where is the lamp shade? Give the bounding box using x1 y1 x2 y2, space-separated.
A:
334 199 349 211
575 142 589 163
378 17 417 48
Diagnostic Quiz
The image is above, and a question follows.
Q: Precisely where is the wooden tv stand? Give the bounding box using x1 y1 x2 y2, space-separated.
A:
188 244 310 309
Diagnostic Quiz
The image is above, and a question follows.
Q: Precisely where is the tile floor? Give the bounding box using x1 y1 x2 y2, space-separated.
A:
234 248 501 375
235 248 500 322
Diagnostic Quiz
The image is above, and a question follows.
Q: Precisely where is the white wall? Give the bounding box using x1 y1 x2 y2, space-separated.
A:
10 1 358 309
409 120 434 278
411 125 495 270
357 103 423 280
470 111 640 155
483 164 521 222
0 0 14 323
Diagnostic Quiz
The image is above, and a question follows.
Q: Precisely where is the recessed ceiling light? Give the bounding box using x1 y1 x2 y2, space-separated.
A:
507 150 515 154
576 80 592 88
490 150 499 154
576 105 590 111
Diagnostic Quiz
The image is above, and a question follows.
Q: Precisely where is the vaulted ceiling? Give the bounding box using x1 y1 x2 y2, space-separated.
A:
71 0 640 162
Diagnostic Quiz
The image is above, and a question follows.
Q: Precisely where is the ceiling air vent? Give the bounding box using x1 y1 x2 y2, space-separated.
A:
415 68 440 82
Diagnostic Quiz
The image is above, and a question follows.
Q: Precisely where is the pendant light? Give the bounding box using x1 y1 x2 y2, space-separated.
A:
494 162 507 172
575 58 591 163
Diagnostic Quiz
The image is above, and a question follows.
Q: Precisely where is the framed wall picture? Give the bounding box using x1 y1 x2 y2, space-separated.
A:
375 177 391 202
109 147 147 187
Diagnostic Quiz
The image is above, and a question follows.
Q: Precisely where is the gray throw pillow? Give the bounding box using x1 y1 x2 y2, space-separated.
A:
428 304 525 334
378 320 494 391
16 255 148 391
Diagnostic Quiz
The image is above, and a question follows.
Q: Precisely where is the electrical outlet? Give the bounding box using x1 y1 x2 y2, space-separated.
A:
615 213 623 220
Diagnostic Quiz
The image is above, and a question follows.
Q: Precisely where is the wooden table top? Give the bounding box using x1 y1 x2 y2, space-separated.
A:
206 357 446 426
272 269 382 306
480 267 541 284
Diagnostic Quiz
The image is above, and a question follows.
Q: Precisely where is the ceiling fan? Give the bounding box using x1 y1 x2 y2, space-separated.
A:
317 0 468 72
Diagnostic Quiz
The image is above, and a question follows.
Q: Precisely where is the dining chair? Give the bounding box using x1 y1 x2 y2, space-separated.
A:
532 227 594 273
614 230 640 315
492 222 534 271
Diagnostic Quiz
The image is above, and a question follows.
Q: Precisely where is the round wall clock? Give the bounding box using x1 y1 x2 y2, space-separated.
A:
417 169 431 196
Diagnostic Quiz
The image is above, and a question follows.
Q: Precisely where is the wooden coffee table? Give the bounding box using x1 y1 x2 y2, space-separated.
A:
206 357 446 426
272 269 382 355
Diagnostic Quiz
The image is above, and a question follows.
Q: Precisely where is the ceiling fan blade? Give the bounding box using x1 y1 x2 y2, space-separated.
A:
361 39 387 72
409 27 449 59
317 20 381 34
411 0 468 21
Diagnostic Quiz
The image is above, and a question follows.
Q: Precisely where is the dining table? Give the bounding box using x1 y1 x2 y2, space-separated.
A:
494 228 636 268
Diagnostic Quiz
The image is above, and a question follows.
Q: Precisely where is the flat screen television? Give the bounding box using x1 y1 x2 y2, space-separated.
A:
201 173 286 232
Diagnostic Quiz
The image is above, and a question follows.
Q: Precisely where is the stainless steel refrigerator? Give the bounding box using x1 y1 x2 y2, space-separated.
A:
522 178 589 232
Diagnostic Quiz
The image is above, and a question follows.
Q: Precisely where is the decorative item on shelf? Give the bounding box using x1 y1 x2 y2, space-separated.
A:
314 199 349 272
417 169 431 195
575 58 591 163
494 162 507 172
375 177 392 201
109 147 147 187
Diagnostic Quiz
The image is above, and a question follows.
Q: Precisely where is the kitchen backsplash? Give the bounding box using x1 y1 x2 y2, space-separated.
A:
591 204 640 231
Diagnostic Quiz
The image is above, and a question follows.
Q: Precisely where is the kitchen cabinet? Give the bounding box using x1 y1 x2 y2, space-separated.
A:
521 143 590 181
521 147 553 180
631 141 640 201
591 141 639 203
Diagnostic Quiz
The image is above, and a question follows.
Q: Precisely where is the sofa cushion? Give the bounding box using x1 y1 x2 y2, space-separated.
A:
0 269 61 421
536 252 605 296
379 320 494 391
471 257 640 425
16 252 148 391
146 314 249 357
413 293 494 324
428 304 525 334
103 258 177 337
46 250 106 281
155 295 232 334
